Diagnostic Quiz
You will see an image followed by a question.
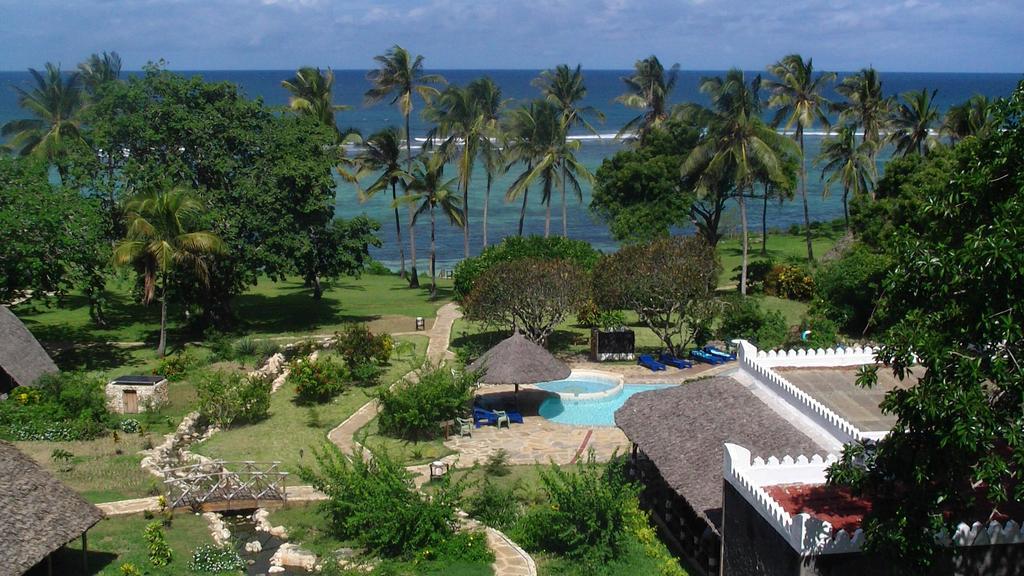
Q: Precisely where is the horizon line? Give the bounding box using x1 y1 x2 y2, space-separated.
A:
0 67 1021 76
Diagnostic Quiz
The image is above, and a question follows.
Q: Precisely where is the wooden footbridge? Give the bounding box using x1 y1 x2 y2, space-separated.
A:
162 461 289 513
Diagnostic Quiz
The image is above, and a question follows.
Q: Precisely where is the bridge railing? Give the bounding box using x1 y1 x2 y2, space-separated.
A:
162 460 289 511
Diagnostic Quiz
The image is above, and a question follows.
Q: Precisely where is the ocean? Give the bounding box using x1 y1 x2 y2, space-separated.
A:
1 69 1020 269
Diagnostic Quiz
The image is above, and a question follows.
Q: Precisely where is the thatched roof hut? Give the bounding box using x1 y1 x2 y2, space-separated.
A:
0 440 104 575
615 376 823 533
0 306 58 394
467 332 570 386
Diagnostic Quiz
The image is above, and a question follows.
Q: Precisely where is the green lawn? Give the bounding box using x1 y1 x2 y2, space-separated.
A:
269 503 493 576
534 538 668 576
193 336 427 473
35 512 223 576
355 416 456 466
716 227 842 287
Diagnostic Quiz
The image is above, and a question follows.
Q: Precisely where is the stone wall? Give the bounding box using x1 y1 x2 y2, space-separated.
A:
106 379 168 414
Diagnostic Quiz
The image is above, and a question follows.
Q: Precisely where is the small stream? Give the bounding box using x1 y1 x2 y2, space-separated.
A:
223 514 305 576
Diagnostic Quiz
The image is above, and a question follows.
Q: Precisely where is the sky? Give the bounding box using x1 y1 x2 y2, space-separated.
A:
0 0 1021 72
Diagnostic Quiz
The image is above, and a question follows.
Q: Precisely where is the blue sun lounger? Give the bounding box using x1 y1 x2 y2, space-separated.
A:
638 354 667 371
690 349 726 365
472 406 523 428
659 353 693 369
704 345 736 361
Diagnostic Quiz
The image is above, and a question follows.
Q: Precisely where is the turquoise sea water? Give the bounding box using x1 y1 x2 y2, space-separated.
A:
539 383 674 427
1 69 1019 269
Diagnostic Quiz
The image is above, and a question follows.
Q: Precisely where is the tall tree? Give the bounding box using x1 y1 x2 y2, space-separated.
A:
504 100 562 237
399 152 464 298
340 126 409 278
765 54 836 263
941 94 997 145
683 69 798 295
365 46 446 287
835 67 892 149
817 124 878 228
534 64 604 237
615 56 679 144
1 63 86 182
282 67 352 143
889 88 940 157
468 77 506 248
78 51 122 96
113 188 225 356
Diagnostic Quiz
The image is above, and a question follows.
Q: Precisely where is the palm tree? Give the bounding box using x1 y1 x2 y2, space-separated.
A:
835 68 892 147
339 127 409 278
78 51 122 96
816 124 878 228
365 46 446 287
398 153 464 298
281 67 352 143
534 64 604 237
889 89 940 157
941 94 996 145
615 56 679 144
765 54 836 263
468 77 506 248
683 69 798 296
1 63 86 182
504 100 562 236
113 188 225 356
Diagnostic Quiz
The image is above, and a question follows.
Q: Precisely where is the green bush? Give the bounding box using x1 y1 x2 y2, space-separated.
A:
716 296 788 349
289 357 347 404
118 563 142 576
364 258 394 276
453 235 601 300
789 315 841 349
764 264 814 301
513 453 638 565
0 373 112 441
336 323 392 366
195 371 272 427
233 336 258 358
298 444 465 558
377 366 477 440
813 245 892 335
187 544 245 573
732 258 774 293
156 349 197 382
349 361 384 387
466 479 522 531
143 522 172 567
415 530 493 564
120 418 142 434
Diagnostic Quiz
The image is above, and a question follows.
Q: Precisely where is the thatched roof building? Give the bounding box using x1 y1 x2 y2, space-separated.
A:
0 440 104 576
0 307 58 394
467 332 570 386
615 376 823 533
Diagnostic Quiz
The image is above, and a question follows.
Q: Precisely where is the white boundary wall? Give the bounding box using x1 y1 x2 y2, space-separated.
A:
724 443 1024 556
733 339 869 444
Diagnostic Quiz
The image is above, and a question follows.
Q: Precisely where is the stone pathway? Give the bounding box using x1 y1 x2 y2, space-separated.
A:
97 496 162 517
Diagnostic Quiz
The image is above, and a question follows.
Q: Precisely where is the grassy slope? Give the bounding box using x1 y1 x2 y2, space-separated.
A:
355 415 456 466
41 512 222 576
193 336 427 473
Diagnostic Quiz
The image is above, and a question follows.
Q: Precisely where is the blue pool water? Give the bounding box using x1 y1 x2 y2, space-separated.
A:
538 384 674 427
536 376 618 396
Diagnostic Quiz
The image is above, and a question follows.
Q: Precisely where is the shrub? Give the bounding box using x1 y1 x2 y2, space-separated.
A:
415 530 494 564
289 357 346 403
513 452 638 565
349 361 383 387
788 315 841 349
143 522 172 566
233 336 258 359
119 563 142 576
195 371 272 427
51 448 75 472
156 350 197 381
298 444 465 558
764 264 814 301
812 245 892 335
377 365 477 440
187 544 245 573
732 258 774 293
120 418 141 434
334 323 392 369
0 373 112 441
716 296 787 350
466 479 521 531
205 330 235 361
453 235 601 300
365 258 394 276
483 449 511 477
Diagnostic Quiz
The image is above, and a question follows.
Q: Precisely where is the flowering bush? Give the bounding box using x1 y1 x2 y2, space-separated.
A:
764 264 815 301
156 350 197 381
0 374 112 441
120 418 142 433
334 323 393 369
289 357 346 403
187 544 245 573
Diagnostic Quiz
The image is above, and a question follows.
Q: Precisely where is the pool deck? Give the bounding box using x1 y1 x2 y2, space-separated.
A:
567 357 729 383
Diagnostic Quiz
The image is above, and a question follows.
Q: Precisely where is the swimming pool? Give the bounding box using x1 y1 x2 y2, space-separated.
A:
538 383 675 427
535 370 624 400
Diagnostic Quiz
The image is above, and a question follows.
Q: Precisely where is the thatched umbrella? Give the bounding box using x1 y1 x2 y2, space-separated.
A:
467 332 571 404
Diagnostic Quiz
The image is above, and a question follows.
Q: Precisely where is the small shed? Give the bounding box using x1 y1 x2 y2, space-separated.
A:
105 375 168 414
0 306 59 395
0 440 104 576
